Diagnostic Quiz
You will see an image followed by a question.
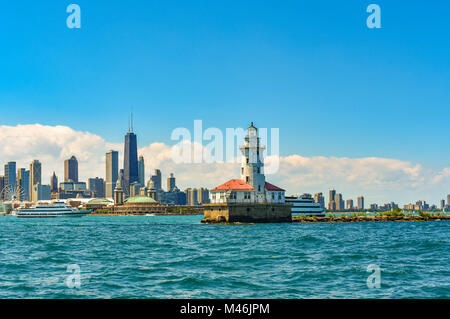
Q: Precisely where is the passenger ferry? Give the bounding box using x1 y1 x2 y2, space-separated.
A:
11 201 90 218
285 194 325 216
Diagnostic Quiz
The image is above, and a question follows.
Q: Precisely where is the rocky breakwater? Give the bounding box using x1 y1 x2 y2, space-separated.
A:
293 213 450 223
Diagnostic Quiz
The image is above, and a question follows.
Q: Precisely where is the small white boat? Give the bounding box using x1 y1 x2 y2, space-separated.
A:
12 201 90 218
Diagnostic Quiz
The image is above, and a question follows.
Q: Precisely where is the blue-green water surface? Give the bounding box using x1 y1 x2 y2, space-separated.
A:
0 215 448 299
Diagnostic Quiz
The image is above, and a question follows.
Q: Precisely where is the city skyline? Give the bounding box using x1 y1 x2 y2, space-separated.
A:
0 123 448 207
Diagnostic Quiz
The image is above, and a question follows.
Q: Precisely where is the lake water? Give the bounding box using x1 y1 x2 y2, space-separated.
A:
0 215 448 299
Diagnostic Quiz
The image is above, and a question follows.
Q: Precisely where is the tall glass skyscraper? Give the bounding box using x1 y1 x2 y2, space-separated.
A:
17 168 30 201
138 156 145 186
4 162 16 191
29 160 42 202
123 128 139 197
105 150 119 198
64 156 78 182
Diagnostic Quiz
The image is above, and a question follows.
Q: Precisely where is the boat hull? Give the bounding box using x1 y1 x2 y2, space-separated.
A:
15 210 91 218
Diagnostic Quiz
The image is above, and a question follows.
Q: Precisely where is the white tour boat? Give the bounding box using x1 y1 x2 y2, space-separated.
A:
11 201 90 218
285 194 325 216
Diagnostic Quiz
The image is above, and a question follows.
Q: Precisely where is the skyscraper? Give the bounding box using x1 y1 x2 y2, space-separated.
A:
346 199 354 210
29 160 42 202
4 162 17 192
185 188 198 206
138 156 145 186
167 173 176 192
51 172 58 193
105 150 119 198
334 193 344 211
150 169 162 191
123 122 139 197
197 188 210 205
89 177 105 198
32 184 51 201
328 189 336 211
357 196 365 210
314 192 325 209
64 156 78 182
17 168 30 201
447 195 450 207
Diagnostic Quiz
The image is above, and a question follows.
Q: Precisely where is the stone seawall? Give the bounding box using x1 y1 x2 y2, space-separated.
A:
202 203 292 223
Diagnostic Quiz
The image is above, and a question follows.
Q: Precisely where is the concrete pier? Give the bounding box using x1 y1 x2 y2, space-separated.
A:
202 203 292 223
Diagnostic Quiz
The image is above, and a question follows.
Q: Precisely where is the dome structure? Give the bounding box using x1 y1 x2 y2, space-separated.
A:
124 196 158 204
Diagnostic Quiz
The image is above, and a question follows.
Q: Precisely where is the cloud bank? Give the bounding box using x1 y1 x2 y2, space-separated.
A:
0 124 448 205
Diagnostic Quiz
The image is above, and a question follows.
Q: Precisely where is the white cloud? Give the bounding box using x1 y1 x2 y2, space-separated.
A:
0 124 448 205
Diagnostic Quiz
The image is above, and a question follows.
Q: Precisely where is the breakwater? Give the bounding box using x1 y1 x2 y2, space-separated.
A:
293 214 450 223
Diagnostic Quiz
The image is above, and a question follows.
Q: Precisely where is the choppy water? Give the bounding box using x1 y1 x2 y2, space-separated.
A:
0 215 449 299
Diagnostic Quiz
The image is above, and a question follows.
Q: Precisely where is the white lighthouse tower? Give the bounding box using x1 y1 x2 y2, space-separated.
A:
240 122 266 202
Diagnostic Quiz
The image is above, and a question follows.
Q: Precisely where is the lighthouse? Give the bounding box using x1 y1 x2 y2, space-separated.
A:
240 122 266 202
203 121 291 223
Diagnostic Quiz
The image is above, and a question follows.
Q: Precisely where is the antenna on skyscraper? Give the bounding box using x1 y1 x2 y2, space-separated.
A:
131 111 134 133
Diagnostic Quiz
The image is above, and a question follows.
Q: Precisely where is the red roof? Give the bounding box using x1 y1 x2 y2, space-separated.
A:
265 182 285 191
211 179 255 191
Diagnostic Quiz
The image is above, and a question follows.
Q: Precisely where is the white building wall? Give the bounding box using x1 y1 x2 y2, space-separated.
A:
210 190 255 204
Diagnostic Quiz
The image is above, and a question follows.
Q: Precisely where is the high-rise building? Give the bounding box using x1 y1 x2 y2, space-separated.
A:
357 196 365 210
17 168 30 201
167 173 176 192
138 156 145 186
89 177 105 198
105 150 119 198
4 162 17 192
314 192 325 209
197 188 210 205
346 199 354 210
328 189 336 210
150 169 162 191
185 188 199 206
440 199 445 210
64 156 78 182
29 160 42 202
447 195 450 208
130 181 142 197
123 123 139 197
32 184 51 201
334 193 344 211
51 172 58 193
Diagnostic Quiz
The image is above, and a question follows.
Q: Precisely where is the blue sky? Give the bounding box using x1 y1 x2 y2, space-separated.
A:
1 0 449 170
